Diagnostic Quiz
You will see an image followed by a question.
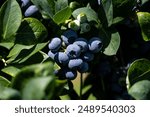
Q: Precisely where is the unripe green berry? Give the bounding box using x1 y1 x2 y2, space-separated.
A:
77 13 87 23
69 2 79 10
68 20 80 31
80 23 91 33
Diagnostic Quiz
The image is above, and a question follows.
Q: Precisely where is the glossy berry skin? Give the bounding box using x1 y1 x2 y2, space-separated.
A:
48 37 62 52
74 38 88 52
65 70 77 80
82 52 94 62
88 37 103 53
68 59 83 70
24 5 38 17
61 29 78 45
54 52 69 65
78 62 89 73
20 0 30 8
66 44 81 58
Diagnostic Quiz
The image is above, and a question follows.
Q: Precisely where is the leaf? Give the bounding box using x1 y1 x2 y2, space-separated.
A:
103 31 120 56
0 0 22 42
0 76 10 89
72 7 99 23
100 0 113 27
22 77 54 100
137 12 150 41
55 0 68 13
127 58 150 88
1 66 20 77
53 7 72 24
31 0 55 19
7 42 48 64
8 44 34 57
0 88 21 100
15 18 48 45
0 43 14 50
11 62 54 90
128 80 150 100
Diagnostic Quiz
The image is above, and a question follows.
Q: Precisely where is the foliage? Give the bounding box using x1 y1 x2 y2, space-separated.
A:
0 0 150 100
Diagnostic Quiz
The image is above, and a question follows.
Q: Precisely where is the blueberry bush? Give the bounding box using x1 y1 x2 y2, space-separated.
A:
0 0 150 100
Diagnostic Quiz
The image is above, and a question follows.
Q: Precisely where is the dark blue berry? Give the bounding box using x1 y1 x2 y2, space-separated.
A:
82 52 94 62
55 52 69 65
74 38 88 52
66 44 81 58
78 62 89 73
88 37 103 53
65 70 77 80
48 37 62 52
24 5 38 17
61 29 78 45
20 0 30 8
68 59 83 70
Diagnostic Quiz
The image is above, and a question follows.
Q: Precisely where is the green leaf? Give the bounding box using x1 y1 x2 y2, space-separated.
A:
127 58 150 88
0 43 14 49
15 18 48 45
100 0 113 27
8 44 34 57
0 88 21 100
53 7 72 24
11 62 54 90
72 7 99 23
128 80 150 100
22 77 54 100
7 42 48 64
1 66 20 77
31 0 55 19
137 12 150 41
0 76 10 89
103 31 120 56
0 0 22 42
55 0 68 13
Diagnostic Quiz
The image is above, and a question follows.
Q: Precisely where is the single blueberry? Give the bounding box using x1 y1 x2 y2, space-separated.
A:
68 59 83 70
24 5 38 17
48 37 62 52
74 38 88 52
66 44 81 58
88 37 103 53
61 29 78 45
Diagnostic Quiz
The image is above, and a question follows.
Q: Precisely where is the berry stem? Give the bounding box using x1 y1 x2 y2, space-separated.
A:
80 73 83 100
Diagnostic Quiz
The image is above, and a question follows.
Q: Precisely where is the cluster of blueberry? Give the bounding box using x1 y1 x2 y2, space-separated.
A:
48 29 103 80
18 0 38 17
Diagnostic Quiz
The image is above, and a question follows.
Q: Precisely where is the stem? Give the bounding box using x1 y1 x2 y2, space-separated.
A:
80 73 83 100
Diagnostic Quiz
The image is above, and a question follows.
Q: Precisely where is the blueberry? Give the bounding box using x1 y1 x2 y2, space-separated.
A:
82 52 94 62
65 70 77 80
54 52 69 65
55 68 77 80
68 59 83 70
74 38 88 52
66 44 81 58
48 37 62 52
48 50 56 60
88 37 103 53
78 62 89 73
20 0 30 8
61 29 78 45
24 5 38 17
